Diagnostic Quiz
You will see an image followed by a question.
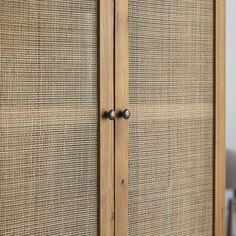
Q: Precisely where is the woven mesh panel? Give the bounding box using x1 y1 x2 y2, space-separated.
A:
128 1 214 235
0 1 98 235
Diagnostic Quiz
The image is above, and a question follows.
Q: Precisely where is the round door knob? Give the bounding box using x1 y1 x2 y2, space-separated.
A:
120 109 130 120
104 110 116 120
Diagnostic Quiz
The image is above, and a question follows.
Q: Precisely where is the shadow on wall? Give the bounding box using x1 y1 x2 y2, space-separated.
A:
227 149 236 190
226 150 236 236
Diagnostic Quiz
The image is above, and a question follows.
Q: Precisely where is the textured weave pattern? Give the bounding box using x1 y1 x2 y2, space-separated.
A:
0 1 98 235
128 1 214 235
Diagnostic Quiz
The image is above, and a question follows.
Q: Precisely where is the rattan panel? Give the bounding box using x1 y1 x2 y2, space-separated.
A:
0 1 98 235
128 1 214 235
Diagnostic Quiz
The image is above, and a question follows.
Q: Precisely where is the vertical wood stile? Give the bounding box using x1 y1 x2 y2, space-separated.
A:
100 1 115 235
215 0 226 235
114 0 129 236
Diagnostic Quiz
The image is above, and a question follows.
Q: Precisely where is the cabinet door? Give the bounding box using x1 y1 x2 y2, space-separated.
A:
114 0 225 236
128 1 215 235
0 1 105 235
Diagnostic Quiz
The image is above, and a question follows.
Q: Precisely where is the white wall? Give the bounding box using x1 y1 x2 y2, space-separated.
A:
226 0 236 152
226 0 236 189
226 0 236 232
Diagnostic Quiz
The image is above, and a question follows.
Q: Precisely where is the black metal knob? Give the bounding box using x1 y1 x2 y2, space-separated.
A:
104 110 116 120
120 109 130 120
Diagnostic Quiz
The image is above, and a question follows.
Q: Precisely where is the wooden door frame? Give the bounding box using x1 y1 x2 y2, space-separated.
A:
114 0 129 236
100 0 226 235
100 1 115 236
215 0 226 235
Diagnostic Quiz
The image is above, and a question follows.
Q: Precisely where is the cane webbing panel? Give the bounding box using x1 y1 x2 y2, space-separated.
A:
128 1 214 235
0 1 98 235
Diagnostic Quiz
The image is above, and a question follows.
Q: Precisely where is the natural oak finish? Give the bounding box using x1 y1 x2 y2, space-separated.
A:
100 1 115 235
215 0 226 235
114 0 129 236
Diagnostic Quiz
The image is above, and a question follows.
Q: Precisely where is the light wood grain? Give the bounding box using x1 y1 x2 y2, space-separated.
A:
215 0 226 235
100 1 115 235
113 1 225 235
114 0 129 236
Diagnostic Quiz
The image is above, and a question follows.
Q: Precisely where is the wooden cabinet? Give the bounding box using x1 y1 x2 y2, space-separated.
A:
0 0 225 236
